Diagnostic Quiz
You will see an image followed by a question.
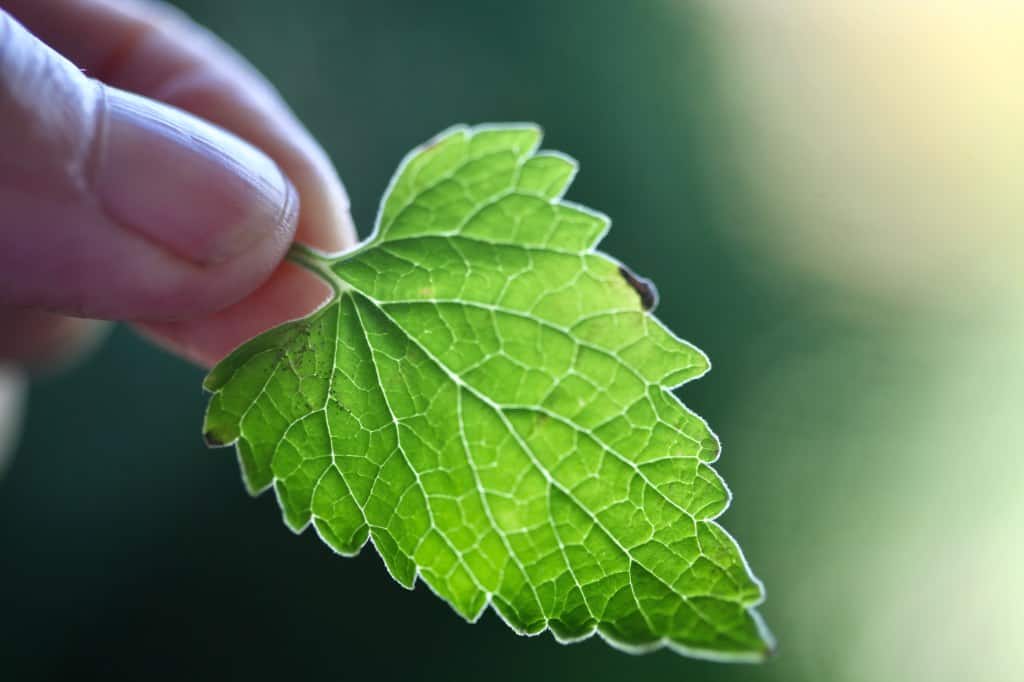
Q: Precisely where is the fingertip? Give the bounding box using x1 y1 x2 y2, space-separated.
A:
0 15 300 322
94 86 300 268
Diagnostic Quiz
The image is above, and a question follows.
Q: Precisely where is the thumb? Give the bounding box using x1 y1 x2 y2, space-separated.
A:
0 11 297 321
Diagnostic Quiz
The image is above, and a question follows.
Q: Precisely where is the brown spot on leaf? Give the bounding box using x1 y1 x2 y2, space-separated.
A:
618 265 658 311
203 431 225 447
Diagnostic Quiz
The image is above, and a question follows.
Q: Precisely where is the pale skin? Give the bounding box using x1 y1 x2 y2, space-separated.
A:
0 0 362 453
0 0 358 440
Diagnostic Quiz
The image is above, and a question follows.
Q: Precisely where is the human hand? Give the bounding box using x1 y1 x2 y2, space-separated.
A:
0 0 356 370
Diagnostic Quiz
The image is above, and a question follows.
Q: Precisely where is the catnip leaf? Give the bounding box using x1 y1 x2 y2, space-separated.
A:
203 124 773 661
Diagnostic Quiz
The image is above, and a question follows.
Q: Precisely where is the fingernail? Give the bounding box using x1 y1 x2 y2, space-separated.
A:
94 87 297 266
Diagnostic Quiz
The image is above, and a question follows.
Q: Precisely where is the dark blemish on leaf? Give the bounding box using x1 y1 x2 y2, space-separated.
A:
618 265 658 312
203 431 225 447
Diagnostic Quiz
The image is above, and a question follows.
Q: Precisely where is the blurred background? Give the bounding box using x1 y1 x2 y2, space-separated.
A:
2 1 1022 680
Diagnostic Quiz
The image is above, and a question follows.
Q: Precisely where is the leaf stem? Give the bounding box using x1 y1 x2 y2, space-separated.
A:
286 243 350 294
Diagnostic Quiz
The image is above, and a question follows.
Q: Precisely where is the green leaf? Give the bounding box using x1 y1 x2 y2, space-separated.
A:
203 124 772 661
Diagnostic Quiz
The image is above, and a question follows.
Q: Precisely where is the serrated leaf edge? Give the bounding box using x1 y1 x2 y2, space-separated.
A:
204 123 774 662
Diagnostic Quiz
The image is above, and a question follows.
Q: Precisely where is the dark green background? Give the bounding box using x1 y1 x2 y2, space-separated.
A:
2 1 978 680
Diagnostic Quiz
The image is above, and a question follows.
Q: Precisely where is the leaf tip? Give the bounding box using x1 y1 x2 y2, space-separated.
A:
752 614 778 661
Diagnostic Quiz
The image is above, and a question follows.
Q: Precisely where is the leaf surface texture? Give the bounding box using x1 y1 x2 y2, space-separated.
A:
204 124 772 660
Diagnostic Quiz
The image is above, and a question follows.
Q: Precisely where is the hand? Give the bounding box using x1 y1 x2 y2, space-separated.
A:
0 0 357 369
